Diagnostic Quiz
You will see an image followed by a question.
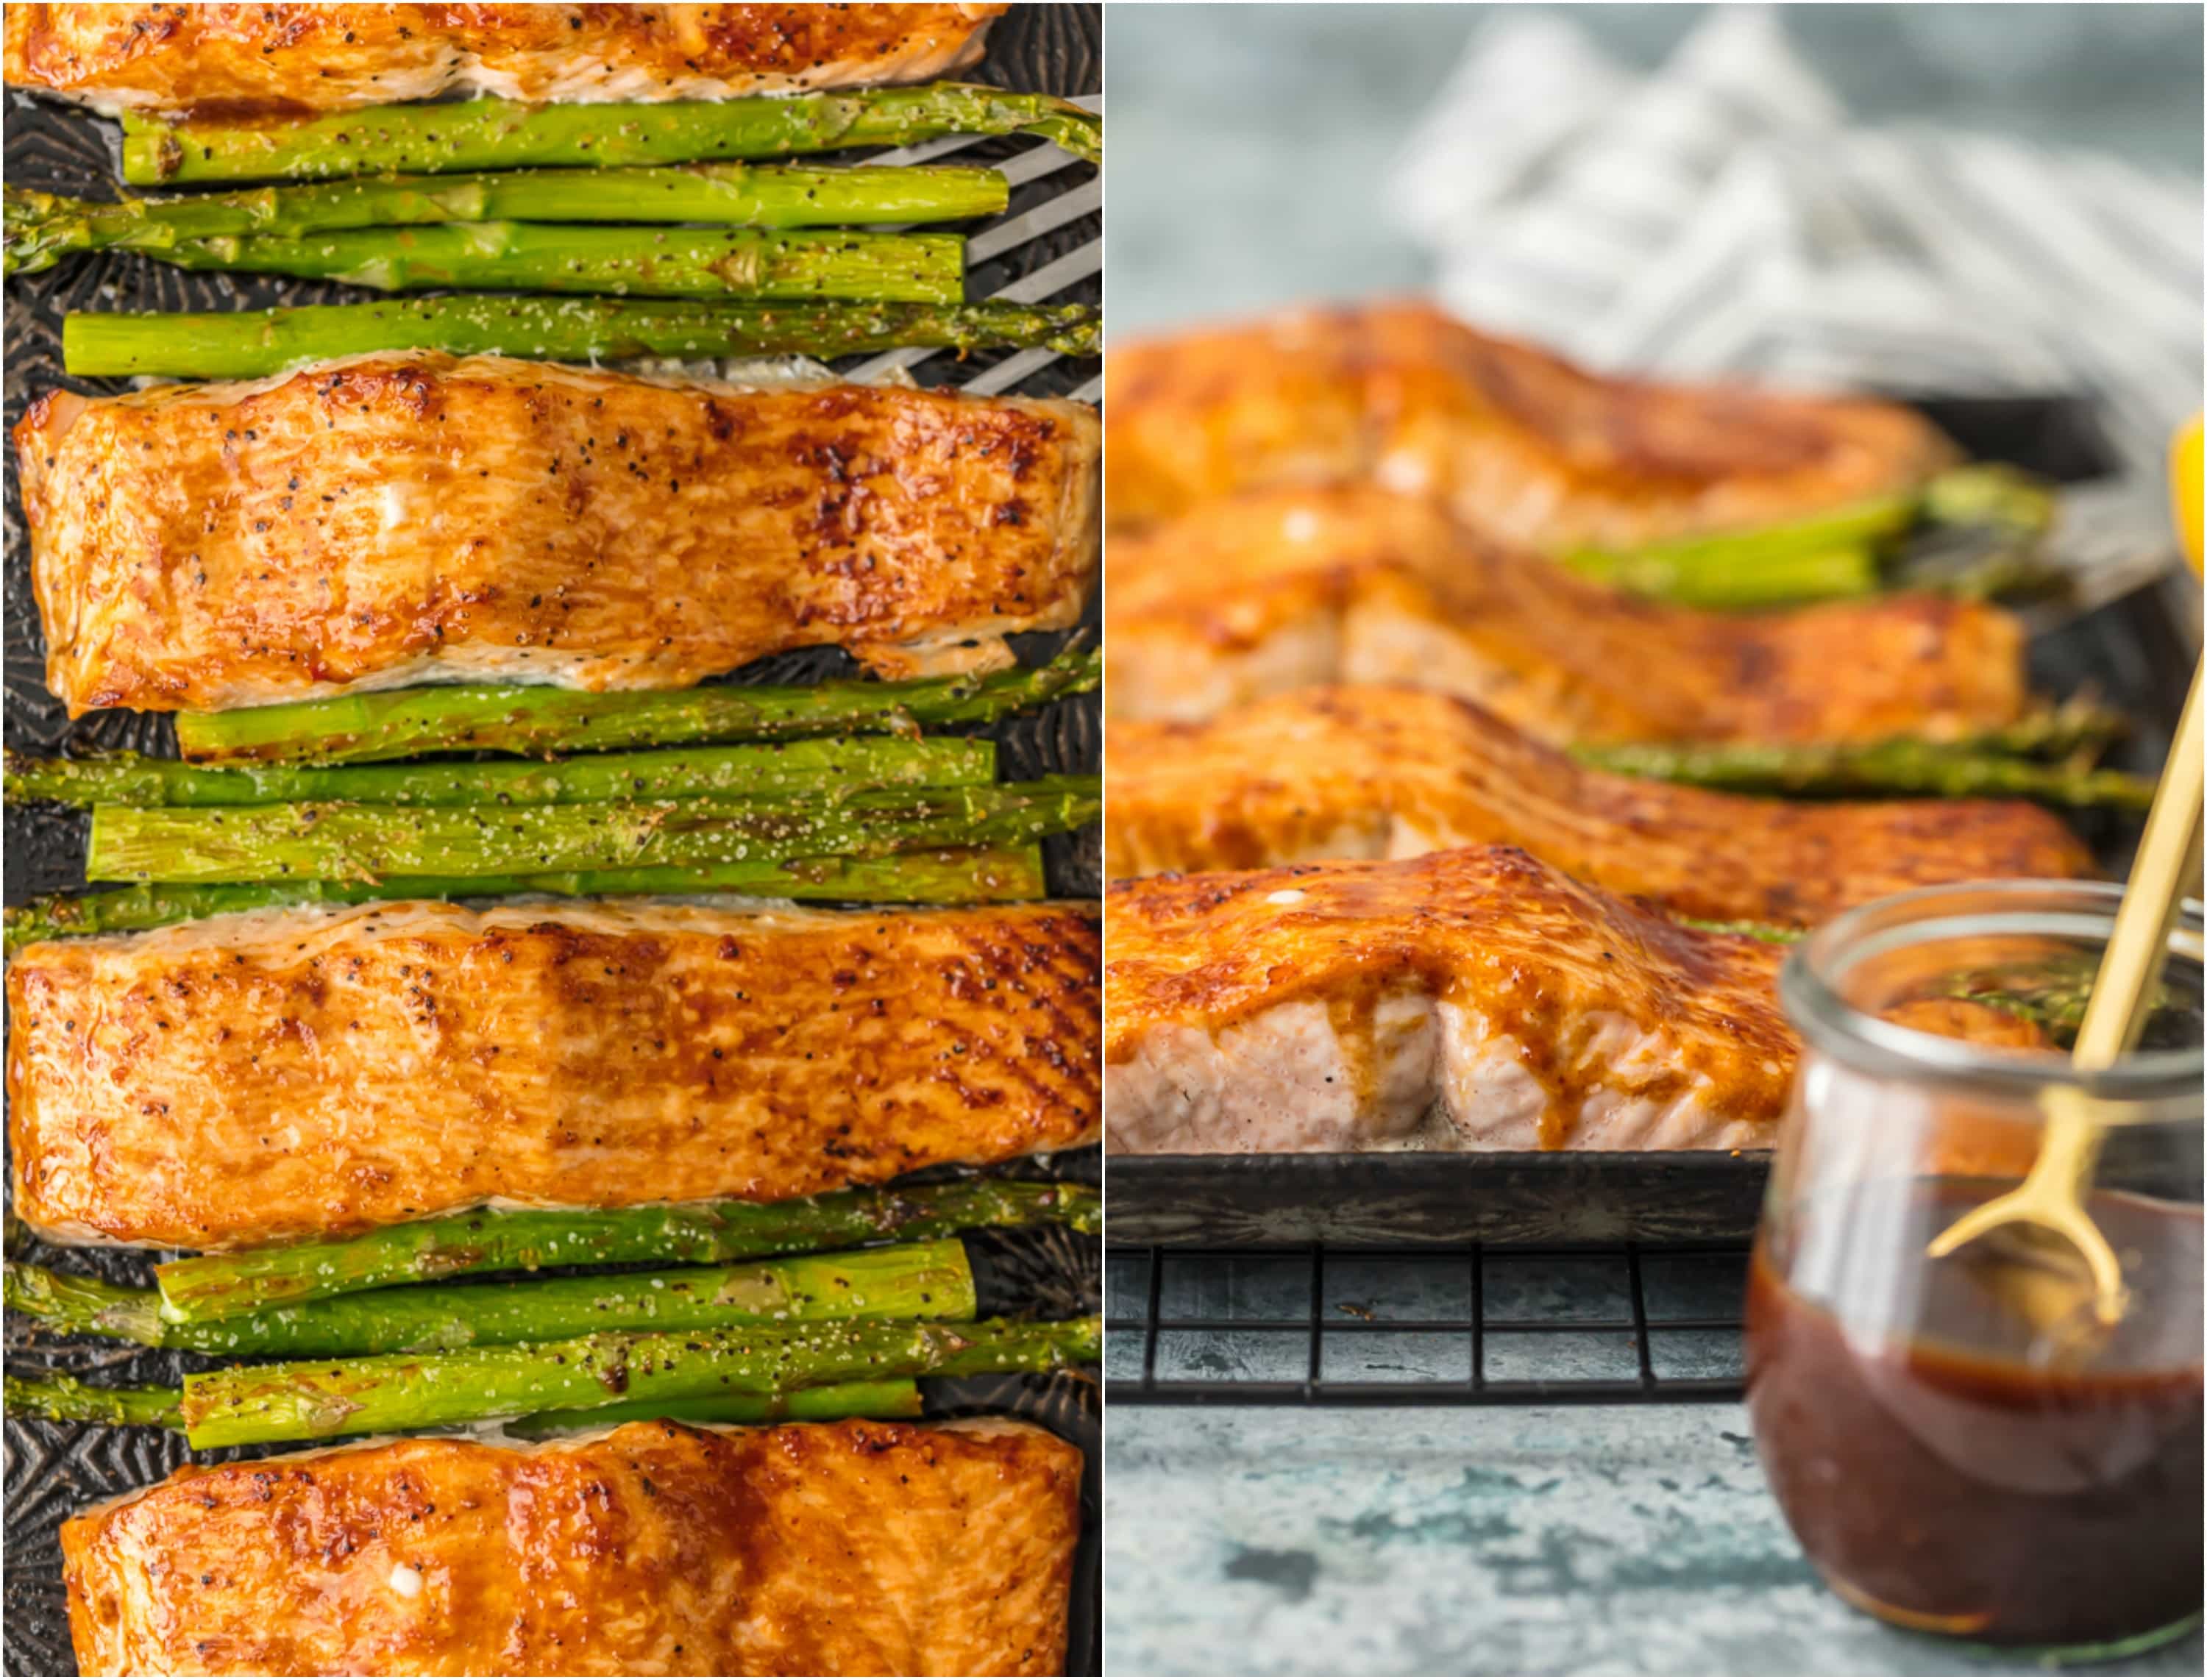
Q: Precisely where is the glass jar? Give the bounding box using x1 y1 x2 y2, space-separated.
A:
1746 880 2204 1658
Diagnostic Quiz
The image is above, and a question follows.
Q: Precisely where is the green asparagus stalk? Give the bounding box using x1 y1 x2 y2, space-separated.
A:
504 1378 923 1436
1561 493 1916 606
4 1371 922 1434
6 166 1004 274
149 223 964 302
1565 541 1883 608
175 647 1098 764
1574 738 2155 808
64 298 1101 380
182 1314 1099 1448
4 1373 185 1431
4 847 1049 953
157 1181 1098 1320
1675 918 1804 944
7 736 992 809
85 777 1099 883
6 1242 973 1359
1922 463 2059 535
123 88 1101 185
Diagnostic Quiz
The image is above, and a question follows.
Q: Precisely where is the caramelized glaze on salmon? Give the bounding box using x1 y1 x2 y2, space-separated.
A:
1106 686 2095 922
1106 847 1795 1155
1106 484 2026 744
6 4 1006 115
1105 299 1957 540
18 354 1100 714
63 1417 1080 1677
9 899 1101 1249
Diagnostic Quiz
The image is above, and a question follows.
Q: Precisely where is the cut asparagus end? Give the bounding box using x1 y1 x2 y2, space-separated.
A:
4 1372 185 1430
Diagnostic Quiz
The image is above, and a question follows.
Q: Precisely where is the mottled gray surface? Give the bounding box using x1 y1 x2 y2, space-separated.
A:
1104 1404 2205 1677
1105 2 2206 332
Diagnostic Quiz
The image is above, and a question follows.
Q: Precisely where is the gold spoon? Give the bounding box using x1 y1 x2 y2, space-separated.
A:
1927 652 2204 1325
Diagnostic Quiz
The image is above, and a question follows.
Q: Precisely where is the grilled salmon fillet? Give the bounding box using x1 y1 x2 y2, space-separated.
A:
1106 847 1795 1155
1106 688 2095 922
63 1417 1081 1677
1106 483 2027 743
18 353 1100 715
6 4 1005 115
10 899 1100 1249
1105 299 1958 541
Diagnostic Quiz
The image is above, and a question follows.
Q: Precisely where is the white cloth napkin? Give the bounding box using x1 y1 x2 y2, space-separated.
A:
1388 6 2203 497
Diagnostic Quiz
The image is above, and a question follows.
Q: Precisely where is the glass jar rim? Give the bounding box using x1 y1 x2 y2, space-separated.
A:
1780 878 2205 1103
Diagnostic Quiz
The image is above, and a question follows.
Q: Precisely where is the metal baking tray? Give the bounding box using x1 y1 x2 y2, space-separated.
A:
1107 393 2196 1250
1 7 1101 1673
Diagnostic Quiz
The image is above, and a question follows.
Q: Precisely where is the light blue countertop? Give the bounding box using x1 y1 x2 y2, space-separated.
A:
1103 1403 2204 1677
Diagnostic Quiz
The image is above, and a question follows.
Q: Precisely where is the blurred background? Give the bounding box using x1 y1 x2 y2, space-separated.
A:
1109 2 2204 328
1107 1 2203 601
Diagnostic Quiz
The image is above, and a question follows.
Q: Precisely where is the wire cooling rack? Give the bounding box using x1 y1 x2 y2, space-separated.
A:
1105 1241 1753 1406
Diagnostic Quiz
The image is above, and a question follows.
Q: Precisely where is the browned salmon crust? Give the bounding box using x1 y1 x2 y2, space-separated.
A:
63 1417 1081 1677
1105 484 2027 744
6 4 1006 115
1104 299 1958 540
18 353 1100 715
1106 847 1796 1155
9 899 1101 1249
1105 686 2096 922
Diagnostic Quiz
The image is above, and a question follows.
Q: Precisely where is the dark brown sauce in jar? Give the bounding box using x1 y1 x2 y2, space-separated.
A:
1746 1182 2203 1648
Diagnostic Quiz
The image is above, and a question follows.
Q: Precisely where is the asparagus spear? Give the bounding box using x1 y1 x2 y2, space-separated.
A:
176 647 1099 764
6 167 1004 274
1922 463 2058 535
1565 542 1882 609
7 736 992 809
123 87 1101 185
6 1242 974 1359
157 1181 1098 1320
65 298 1101 380
1574 739 2154 808
1561 494 1916 607
182 1314 1100 1448
4 1373 185 1431
505 1378 923 1436
3 847 1050 953
1675 919 1804 944
149 224 964 302
85 777 1100 883
4 1371 922 1434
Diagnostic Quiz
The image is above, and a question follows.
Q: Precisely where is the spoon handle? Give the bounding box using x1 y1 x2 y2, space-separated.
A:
2074 656 2203 1072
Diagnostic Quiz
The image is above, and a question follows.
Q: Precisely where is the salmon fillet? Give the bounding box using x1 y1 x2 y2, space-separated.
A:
1105 686 2095 922
6 4 1005 115
63 1417 1081 1677
9 898 1101 1248
1105 299 1957 540
18 353 1101 715
1106 847 1795 1155
1106 483 2027 744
